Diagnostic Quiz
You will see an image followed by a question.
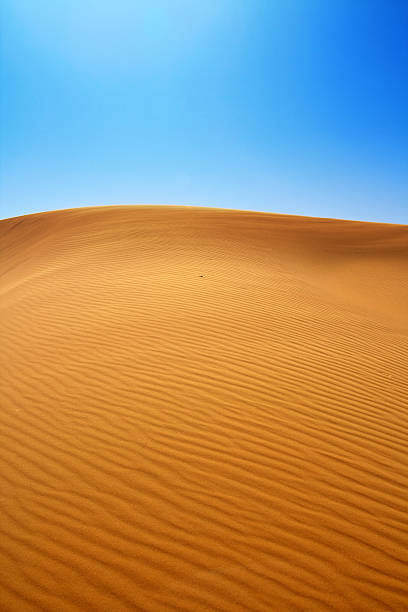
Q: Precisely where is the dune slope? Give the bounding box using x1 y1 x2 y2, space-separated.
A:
1 205 407 611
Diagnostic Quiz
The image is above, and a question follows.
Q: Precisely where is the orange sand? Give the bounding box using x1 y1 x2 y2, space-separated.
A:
1 205 407 611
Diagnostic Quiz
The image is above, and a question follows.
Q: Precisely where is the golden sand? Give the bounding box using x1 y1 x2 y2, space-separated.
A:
1 206 407 611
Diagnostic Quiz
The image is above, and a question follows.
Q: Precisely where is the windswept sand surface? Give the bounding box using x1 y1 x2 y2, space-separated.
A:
1 205 408 611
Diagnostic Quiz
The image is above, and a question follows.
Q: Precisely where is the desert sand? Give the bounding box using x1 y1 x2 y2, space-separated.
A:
0 205 407 611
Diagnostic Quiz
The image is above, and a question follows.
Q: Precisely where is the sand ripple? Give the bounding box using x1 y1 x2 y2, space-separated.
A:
1 206 407 611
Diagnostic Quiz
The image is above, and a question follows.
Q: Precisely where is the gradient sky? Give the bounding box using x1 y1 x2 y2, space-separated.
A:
1 0 407 222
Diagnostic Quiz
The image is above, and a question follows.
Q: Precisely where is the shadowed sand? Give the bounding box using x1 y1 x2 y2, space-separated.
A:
1 205 407 611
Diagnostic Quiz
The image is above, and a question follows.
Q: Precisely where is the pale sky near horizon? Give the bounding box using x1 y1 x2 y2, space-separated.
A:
1 1 407 223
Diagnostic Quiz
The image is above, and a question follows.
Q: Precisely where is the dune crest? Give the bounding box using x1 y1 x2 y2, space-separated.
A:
1 205 407 611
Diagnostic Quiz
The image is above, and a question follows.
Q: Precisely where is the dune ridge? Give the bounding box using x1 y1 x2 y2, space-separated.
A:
1 205 407 611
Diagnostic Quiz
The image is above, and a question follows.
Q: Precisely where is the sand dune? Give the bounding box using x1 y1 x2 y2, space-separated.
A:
0 205 407 611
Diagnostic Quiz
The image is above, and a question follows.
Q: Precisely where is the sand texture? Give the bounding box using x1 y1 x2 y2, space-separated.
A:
1 205 407 611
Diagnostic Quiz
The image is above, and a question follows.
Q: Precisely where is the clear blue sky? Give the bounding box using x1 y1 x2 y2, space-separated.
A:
1 0 407 222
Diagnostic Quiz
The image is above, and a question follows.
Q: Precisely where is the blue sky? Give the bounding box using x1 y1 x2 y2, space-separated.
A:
1 0 407 222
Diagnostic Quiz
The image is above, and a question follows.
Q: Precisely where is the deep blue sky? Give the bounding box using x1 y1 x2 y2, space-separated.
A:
1 0 407 222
